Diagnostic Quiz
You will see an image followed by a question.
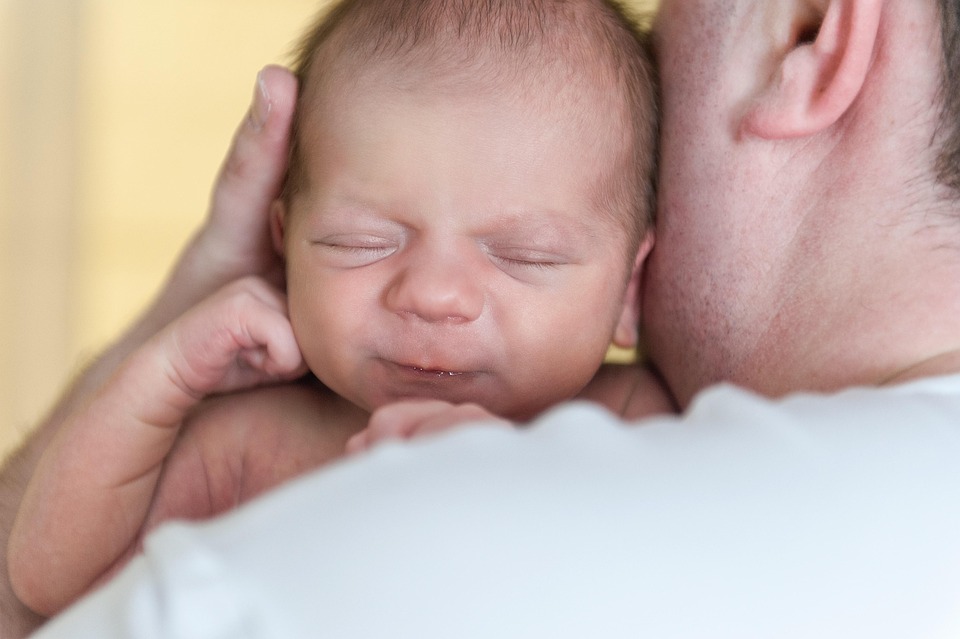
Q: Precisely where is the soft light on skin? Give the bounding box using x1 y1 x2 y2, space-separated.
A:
275 63 648 421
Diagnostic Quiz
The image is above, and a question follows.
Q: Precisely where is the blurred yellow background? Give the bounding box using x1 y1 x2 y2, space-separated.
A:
0 0 323 457
0 0 657 459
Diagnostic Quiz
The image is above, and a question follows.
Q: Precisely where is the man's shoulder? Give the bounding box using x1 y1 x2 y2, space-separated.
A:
687 373 960 428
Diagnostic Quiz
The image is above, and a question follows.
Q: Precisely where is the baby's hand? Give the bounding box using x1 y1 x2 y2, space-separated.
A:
157 276 307 411
346 400 512 454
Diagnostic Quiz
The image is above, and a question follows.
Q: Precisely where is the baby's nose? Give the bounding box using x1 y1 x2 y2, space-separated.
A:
383 249 484 323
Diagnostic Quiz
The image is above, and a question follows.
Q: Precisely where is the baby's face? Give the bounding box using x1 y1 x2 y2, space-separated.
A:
278 70 645 419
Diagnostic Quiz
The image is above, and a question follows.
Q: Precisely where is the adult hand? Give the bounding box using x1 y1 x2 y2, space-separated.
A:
346 400 513 454
153 65 298 331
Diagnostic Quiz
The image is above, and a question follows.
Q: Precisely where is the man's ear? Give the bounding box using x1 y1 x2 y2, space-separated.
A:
270 199 287 257
742 0 882 139
612 231 654 349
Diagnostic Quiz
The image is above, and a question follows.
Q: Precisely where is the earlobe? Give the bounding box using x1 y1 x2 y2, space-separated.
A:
612 232 654 349
270 199 287 257
612 311 639 349
742 0 882 140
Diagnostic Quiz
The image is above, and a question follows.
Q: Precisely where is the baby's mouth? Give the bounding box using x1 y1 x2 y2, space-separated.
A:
409 366 465 377
373 359 486 406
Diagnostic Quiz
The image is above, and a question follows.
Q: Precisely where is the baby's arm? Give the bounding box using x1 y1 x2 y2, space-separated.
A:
8 277 305 617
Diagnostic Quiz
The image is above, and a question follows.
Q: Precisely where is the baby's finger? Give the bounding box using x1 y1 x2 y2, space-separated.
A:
411 404 512 437
237 304 304 377
344 429 373 455
365 400 455 442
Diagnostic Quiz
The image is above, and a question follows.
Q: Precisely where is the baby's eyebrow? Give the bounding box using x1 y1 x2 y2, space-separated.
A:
480 211 596 245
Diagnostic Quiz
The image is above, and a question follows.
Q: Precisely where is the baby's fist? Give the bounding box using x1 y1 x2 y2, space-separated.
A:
161 276 307 400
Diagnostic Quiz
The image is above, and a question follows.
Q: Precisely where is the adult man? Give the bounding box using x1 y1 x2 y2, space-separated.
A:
6 0 960 636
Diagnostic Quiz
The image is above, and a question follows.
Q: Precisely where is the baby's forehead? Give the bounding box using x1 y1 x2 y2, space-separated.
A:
299 60 636 224
302 42 635 179
304 68 626 180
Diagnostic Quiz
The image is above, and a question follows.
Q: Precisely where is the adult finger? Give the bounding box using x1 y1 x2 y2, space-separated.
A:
203 65 298 279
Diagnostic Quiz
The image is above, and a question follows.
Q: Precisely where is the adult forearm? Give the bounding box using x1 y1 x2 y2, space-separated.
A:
0 431 50 638
0 309 163 637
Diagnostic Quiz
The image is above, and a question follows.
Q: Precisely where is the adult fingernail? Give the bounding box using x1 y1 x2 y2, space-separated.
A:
248 70 271 132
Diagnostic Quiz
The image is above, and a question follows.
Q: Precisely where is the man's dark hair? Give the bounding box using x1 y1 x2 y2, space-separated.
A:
937 0 960 195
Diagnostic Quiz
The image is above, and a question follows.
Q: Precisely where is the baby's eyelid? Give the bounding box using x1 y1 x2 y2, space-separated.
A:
487 253 568 276
313 234 396 249
310 234 398 268
489 246 568 265
499 256 561 270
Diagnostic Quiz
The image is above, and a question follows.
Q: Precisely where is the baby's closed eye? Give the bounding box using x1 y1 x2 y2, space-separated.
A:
488 248 566 270
312 235 398 267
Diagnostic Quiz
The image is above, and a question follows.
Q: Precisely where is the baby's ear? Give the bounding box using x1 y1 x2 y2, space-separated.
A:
270 199 287 257
741 0 881 139
612 231 654 349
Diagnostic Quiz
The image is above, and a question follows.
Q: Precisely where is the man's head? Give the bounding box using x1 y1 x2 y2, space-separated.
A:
644 0 960 407
272 0 659 419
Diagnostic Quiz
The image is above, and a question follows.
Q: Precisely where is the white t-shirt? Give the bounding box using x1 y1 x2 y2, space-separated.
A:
34 377 960 638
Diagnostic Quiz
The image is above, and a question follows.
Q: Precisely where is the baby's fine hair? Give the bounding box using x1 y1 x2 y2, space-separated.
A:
285 0 658 251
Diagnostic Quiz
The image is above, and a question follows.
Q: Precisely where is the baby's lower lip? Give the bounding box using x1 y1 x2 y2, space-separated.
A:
373 360 486 405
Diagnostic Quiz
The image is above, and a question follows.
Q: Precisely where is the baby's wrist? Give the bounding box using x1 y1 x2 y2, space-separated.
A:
111 340 205 431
